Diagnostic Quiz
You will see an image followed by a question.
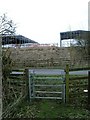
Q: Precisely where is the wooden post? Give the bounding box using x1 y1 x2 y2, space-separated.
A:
88 71 90 110
25 69 29 101
62 84 65 103
29 73 34 102
65 64 69 103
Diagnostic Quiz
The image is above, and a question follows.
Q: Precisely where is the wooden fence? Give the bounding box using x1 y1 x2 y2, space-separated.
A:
2 69 27 118
65 64 90 108
2 65 90 117
26 66 90 108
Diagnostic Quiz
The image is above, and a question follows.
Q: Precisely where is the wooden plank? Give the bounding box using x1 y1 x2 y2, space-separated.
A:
69 67 90 71
9 76 24 79
11 69 25 72
69 84 88 87
10 72 25 76
69 92 88 95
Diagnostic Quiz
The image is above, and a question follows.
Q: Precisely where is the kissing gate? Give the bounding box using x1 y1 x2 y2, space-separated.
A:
28 69 66 103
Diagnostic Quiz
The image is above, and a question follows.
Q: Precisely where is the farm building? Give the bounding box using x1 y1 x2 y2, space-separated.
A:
60 30 89 47
1 34 38 46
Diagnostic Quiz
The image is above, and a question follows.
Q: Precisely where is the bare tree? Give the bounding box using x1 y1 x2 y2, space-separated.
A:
0 13 16 35
1 13 17 79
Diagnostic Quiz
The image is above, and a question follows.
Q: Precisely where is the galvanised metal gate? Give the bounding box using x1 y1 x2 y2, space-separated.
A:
28 69 65 103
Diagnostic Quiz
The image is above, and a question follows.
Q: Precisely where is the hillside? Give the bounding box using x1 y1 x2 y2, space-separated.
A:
3 46 88 69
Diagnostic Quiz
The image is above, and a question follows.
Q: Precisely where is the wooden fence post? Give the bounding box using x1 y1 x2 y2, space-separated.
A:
65 64 69 103
29 73 34 102
25 69 29 101
88 71 90 110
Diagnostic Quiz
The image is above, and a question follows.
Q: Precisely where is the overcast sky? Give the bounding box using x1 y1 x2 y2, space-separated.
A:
0 0 89 45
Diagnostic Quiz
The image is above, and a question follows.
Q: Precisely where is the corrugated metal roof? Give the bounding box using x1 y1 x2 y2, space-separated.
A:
1 34 38 45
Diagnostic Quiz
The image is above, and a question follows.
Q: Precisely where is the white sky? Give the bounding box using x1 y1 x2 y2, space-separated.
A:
0 0 89 45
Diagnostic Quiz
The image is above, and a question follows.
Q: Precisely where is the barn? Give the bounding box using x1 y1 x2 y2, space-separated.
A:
1 34 38 45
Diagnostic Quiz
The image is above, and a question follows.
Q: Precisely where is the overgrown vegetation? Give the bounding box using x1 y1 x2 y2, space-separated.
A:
1 13 17 111
2 48 12 79
4 99 90 119
2 73 90 119
69 75 88 107
2 48 13 109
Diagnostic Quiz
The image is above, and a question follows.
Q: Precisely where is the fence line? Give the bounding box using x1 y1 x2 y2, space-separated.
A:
65 64 90 107
25 66 90 106
3 65 90 117
2 69 27 117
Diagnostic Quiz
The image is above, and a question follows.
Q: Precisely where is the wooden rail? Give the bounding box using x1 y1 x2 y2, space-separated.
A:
69 76 88 80
69 67 90 71
10 66 90 108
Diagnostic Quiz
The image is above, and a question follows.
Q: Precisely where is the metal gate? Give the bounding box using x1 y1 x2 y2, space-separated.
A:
28 69 65 103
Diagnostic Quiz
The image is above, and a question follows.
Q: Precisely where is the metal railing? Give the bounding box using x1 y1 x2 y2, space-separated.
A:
27 69 66 103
